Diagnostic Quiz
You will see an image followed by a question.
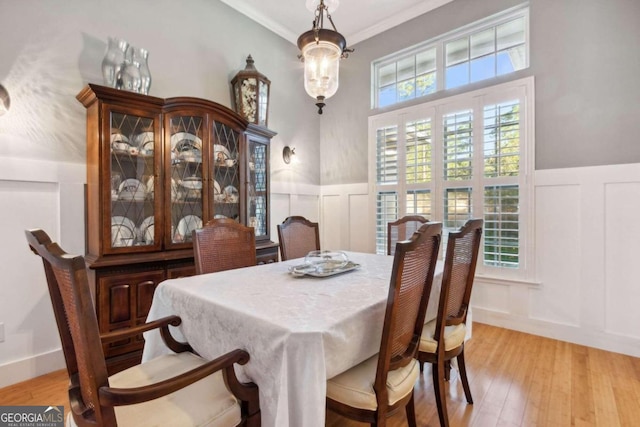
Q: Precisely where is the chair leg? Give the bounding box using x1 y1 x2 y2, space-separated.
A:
419 360 424 372
457 349 473 404
445 360 451 381
432 361 449 427
406 392 417 427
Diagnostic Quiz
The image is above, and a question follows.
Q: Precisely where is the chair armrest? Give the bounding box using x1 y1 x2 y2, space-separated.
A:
98 349 258 412
100 315 192 354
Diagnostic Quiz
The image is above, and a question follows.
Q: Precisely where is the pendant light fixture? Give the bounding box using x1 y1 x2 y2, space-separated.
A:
297 0 353 114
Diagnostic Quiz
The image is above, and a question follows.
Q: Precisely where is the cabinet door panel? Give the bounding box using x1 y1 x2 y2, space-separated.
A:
104 108 162 254
247 134 270 239
166 112 206 248
211 121 242 222
136 280 157 319
109 283 132 324
97 269 165 356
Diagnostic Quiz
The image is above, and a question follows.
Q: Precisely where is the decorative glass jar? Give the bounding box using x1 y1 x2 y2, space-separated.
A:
101 37 129 89
134 47 152 95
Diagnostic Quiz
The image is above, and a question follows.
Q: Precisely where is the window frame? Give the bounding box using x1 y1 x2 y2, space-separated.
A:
371 4 529 109
368 76 535 281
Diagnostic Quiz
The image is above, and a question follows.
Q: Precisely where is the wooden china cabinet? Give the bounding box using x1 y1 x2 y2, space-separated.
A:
77 84 277 373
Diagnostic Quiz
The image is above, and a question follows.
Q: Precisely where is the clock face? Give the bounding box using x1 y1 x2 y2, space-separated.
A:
240 78 257 123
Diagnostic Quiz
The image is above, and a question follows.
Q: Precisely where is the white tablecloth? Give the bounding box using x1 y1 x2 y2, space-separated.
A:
143 251 444 427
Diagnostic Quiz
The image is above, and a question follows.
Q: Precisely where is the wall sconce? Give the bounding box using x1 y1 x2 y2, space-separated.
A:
283 146 296 164
0 84 10 116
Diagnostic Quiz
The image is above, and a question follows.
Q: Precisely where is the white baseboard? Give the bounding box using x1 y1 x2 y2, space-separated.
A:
0 348 65 389
472 307 640 358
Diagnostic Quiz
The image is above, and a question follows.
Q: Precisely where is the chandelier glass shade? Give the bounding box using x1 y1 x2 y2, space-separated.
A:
297 0 351 114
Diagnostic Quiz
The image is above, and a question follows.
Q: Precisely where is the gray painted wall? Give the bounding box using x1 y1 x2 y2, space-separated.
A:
0 0 321 184
321 0 640 185
531 0 640 170
0 0 323 376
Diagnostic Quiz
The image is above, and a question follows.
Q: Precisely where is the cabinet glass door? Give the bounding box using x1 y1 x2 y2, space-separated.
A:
109 111 157 251
211 121 241 221
168 114 204 245
247 137 268 239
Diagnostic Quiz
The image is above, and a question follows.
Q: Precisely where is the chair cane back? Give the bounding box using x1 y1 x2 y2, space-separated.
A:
326 222 442 426
417 219 483 427
193 218 257 274
277 215 320 261
387 215 429 256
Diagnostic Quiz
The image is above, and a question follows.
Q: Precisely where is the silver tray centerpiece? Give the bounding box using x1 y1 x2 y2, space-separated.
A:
289 250 359 277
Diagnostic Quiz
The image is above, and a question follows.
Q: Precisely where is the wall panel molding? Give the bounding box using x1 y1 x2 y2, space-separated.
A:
317 164 640 357
0 157 84 387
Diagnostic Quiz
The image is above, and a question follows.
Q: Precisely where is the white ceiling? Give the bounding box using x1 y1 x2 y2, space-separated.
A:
219 0 454 46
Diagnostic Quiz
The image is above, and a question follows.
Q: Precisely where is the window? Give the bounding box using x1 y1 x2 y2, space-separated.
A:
377 48 437 108
372 5 529 108
370 77 534 279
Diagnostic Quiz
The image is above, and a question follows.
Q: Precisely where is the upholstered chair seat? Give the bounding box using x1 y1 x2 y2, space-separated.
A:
419 321 467 354
68 352 242 427
327 356 420 411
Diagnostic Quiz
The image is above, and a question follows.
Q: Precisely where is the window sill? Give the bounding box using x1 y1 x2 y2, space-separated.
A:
474 274 541 288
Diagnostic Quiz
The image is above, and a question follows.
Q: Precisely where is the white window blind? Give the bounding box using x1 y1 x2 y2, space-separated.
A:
443 110 473 181
376 125 398 184
376 192 398 254
370 77 534 279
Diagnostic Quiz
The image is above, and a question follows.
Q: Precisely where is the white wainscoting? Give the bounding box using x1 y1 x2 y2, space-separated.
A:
271 182 375 253
0 157 85 388
320 183 373 253
3 163 639 387
473 163 640 357
271 182 373 253
311 164 640 357
270 181 321 253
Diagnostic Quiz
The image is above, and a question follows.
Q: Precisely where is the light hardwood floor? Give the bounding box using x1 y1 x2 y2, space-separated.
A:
1 323 639 426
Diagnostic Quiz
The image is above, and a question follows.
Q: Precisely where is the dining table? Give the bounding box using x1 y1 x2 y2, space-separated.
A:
142 251 448 427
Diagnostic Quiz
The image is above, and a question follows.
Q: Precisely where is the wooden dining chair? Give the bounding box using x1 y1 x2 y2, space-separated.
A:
193 218 257 274
277 215 320 261
25 228 260 427
387 215 429 256
326 222 442 427
417 219 483 427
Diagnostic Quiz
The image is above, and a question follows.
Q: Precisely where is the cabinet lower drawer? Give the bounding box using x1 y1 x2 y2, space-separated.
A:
257 242 279 264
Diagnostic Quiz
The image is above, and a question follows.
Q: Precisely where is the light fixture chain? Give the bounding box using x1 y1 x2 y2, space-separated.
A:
326 12 338 33
313 2 323 42
315 3 323 28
